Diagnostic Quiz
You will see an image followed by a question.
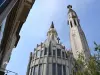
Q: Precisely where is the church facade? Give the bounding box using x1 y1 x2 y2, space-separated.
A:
26 5 90 75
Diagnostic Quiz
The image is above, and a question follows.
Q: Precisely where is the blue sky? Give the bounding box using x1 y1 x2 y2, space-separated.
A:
6 0 100 75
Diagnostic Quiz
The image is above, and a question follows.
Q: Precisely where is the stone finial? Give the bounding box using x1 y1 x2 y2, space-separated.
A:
67 5 72 9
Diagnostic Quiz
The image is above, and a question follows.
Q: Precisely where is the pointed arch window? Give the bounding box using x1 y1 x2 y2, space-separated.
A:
74 19 77 26
44 48 47 55
49 42 51 56
70 21 73 28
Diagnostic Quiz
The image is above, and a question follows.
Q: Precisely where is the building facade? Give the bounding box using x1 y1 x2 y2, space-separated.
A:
26 5 91 75
0 0 35 75
26 23 75 75
0 0 18 25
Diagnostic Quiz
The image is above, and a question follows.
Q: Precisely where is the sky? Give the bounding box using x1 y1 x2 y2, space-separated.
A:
6 0 100 75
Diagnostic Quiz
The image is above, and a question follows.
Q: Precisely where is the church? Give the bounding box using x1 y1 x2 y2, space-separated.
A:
26 5 90 75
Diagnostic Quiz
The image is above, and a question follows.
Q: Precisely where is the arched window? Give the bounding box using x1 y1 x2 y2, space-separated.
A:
49 42 51 55
70 21 73 28
57 49 61 57
44 48 47 55
74 19 77 26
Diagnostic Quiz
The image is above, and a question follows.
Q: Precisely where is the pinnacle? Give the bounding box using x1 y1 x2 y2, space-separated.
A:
50 22 54 28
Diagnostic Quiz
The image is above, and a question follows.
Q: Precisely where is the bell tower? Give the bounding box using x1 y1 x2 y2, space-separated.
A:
67 5 90 61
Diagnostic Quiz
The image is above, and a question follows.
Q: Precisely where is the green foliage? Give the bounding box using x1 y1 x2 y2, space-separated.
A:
94 41 100 51
94 42 100 74
75 42 100 75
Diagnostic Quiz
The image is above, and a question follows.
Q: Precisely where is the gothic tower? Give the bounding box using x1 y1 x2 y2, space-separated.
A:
67 5 90 61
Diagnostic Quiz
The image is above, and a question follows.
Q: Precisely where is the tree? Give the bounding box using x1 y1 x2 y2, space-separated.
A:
94 42 100 73
75 42 100 75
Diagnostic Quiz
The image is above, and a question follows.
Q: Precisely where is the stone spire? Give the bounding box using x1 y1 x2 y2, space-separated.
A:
47 22 58 39
67 5 91 62
50 22 54 28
